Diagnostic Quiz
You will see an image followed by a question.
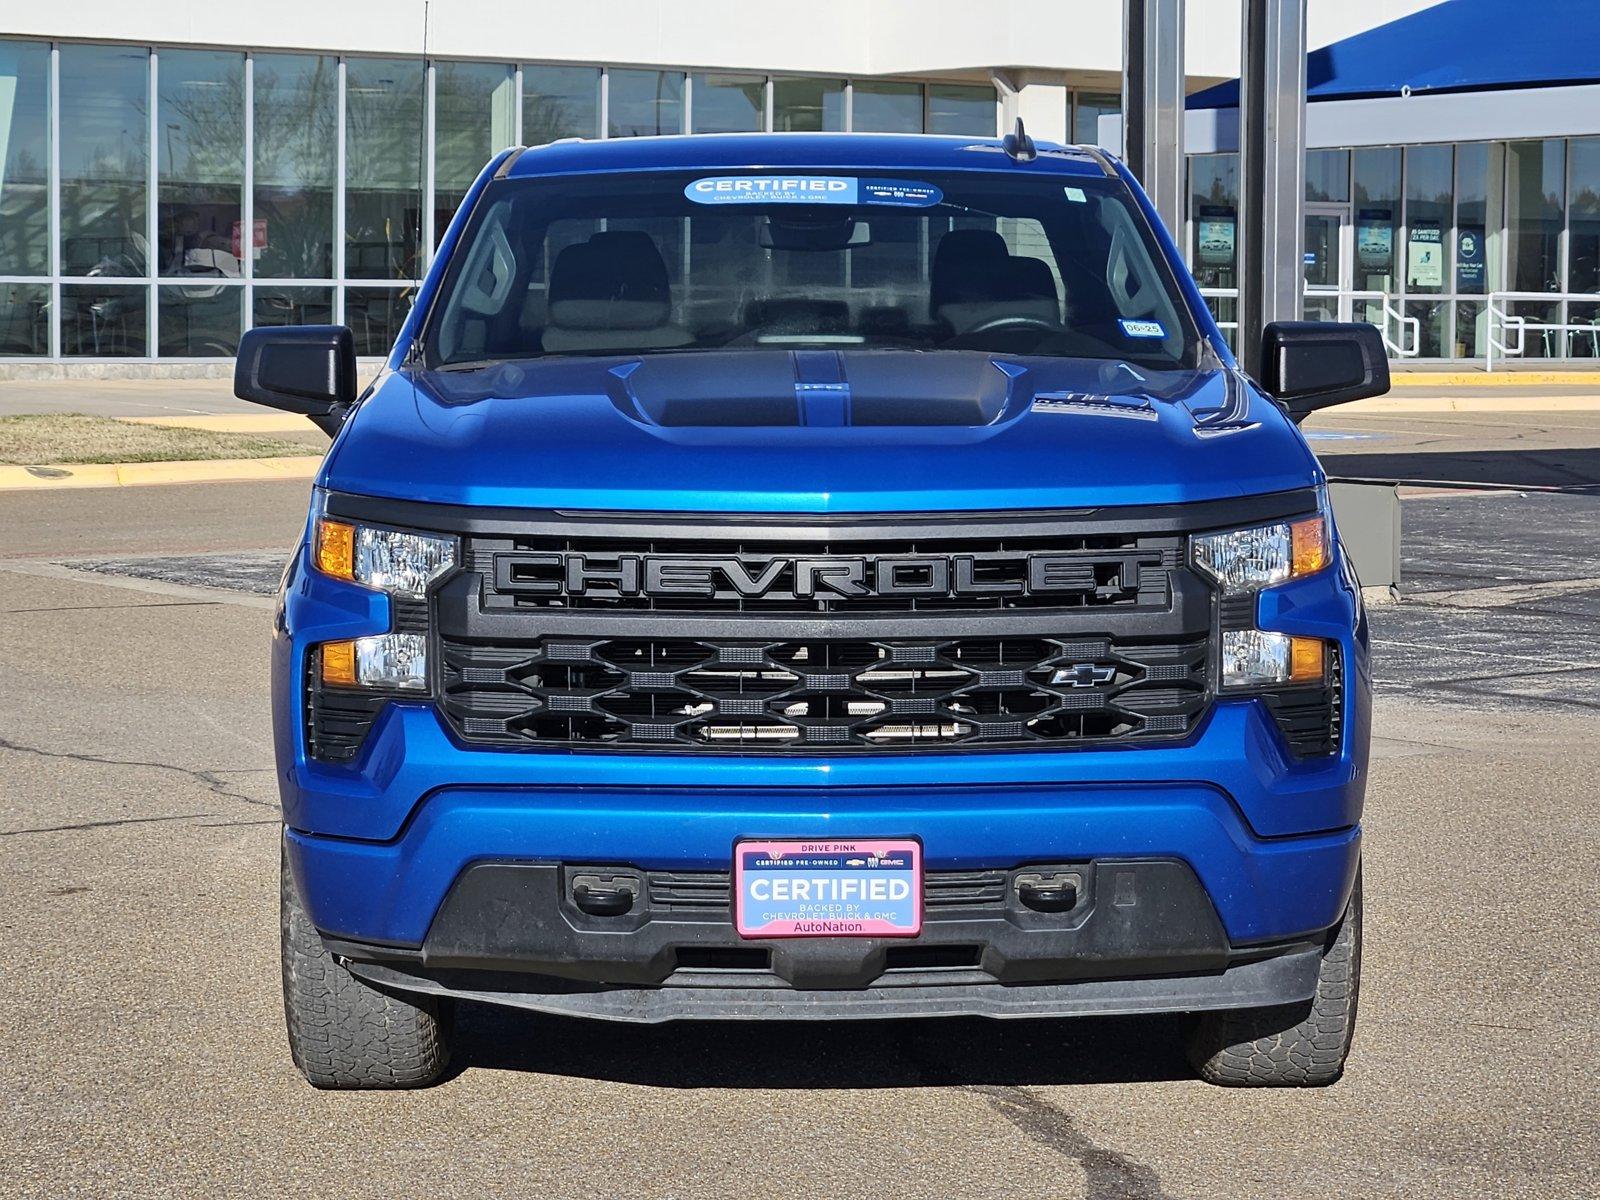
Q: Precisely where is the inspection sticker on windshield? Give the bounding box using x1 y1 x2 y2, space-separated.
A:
685 176 942 207
1118 318 1166 338
734 839 922 938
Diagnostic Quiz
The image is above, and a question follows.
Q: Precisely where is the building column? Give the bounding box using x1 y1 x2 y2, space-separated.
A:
1237 0 1307 371
997 74 1070 146
1122 0 1186 239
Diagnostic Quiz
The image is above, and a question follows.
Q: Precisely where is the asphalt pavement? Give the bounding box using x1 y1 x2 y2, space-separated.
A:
2 464 1598 1198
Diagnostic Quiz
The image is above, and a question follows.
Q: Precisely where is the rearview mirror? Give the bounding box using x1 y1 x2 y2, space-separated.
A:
234 325 357 436
1257 321 1390 423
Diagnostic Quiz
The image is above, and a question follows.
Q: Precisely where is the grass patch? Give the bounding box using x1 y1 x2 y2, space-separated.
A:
0 414 316 465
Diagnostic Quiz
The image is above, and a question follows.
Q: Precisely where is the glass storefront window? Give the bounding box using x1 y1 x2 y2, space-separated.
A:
1352 147 1400 308
157 50 244 280
1188 154 1238 347
254 54 336 280
1454 142 1491 296
522 66 598 143
1567 302 1600 358
927 85 995 136
608 70 683 138
252 285 333 328
346 285 413 356
772 78 843 132
852 82 922 133
1506 139 1564 294
0 40 50 276
1404 145 1451 296
1073 92 1119 145
1568 137 1600 296
60 45 149 277
1305 150 1349 203
0 283 49 355
158 284 240 356
691 73 764 134
1454 300 1484 360
345 58 424 281
61 284 146 355
433 61 514 244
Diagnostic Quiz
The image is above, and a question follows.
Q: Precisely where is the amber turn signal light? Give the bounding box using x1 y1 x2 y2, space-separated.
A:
1290 515 1329 579
320 640 357 687
1288 636 1326 684
315 518 355 581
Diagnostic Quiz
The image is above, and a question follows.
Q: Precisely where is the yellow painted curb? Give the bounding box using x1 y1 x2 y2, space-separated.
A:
121 413 318 433
0 455 321 492
1390 370 1600 387
1331 393 1600 414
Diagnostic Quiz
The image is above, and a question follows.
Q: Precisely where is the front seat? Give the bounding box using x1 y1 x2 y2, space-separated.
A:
541 230 692 352
929 228 1010 319
935 255 1061 335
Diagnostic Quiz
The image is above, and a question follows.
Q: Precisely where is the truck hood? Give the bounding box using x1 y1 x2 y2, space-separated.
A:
322 350 1321 513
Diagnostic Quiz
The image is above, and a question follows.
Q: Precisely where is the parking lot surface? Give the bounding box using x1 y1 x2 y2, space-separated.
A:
2 468 1597 1199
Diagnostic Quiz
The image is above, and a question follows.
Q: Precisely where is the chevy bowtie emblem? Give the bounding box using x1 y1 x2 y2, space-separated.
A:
1051 663 1117 688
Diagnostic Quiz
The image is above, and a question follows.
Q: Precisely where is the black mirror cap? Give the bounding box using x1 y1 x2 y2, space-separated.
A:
1259 321 1391 422
234 325 357 422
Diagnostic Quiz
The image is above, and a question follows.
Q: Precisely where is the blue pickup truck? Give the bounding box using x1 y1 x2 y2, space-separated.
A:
240 129 1384 1090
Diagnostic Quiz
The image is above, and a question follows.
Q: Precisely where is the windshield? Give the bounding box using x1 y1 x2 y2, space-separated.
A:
425 167 1200 370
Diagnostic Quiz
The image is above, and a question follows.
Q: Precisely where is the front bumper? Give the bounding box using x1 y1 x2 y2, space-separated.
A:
273 504 1370 1018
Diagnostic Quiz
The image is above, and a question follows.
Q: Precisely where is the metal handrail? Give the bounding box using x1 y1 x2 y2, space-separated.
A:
1196 287 1417 357
1485 291 1600 371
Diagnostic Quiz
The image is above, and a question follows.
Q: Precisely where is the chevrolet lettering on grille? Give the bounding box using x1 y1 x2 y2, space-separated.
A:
492 552 1119 601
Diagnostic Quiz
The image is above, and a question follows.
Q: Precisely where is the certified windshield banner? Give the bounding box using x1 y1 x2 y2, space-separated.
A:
685 176 942 207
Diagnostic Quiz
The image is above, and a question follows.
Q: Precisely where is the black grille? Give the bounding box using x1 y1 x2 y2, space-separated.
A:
648 869 1010 913
466 531 1183 614
440 633 1208 751
1262 645 1344 757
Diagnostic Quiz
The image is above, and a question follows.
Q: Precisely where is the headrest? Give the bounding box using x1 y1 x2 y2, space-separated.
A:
930 229 1010 310
548 231 672 330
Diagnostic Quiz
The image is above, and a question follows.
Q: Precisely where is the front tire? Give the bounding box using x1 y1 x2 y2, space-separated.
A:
1185 868 1362 1087
280 840 452 1089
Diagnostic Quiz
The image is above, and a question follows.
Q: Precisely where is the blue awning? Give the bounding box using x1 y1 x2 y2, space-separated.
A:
1189 0 1600 110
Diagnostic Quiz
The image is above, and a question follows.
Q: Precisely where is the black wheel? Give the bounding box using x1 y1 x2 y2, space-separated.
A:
1186 868 1362 1087
280 840 452 1089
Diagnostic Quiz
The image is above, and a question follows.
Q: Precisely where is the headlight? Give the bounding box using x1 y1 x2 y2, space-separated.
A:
313 516 456 598
1220 630 1326 689
1191 513 1329 594
319 634 429 691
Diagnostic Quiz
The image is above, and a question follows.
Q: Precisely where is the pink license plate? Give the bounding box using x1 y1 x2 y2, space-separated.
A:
734 839 922 938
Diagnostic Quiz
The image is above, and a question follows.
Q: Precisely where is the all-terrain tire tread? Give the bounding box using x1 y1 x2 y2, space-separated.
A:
280 842 450 1089
1186 871 1362 1087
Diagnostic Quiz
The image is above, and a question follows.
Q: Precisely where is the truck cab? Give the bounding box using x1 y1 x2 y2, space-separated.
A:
241 131 1385 1089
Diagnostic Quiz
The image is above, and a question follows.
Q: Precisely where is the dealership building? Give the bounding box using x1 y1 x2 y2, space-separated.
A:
1 0 1594 372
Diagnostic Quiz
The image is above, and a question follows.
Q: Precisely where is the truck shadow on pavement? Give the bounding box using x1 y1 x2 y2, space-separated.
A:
1323 445 1600 492
444 1002 1193 1088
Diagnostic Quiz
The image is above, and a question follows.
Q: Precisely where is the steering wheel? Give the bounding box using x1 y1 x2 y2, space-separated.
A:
960 314 1062 337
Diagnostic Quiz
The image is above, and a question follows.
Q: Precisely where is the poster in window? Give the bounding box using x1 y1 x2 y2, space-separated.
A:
1356 209 1394 270
1196 205 1236 266
1455 227 1486 293
1407 221 1443 288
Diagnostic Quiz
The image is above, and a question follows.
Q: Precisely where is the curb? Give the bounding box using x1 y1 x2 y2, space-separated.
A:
121 413 320 434
0 455 321 492
1390 370 1600 387
1330 393 1600 414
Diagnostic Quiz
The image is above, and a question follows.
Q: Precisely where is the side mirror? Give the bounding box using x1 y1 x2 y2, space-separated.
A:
1257 321 1390 423
234 325 357 436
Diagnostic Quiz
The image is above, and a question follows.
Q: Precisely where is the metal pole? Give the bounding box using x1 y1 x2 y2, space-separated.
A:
1121 0 1186 239
1238 0 1307 372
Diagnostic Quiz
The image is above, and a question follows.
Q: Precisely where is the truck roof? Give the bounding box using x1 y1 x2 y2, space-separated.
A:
503 132 1114 179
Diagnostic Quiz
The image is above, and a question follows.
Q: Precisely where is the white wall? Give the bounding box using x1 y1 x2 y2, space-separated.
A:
3 0 1445 83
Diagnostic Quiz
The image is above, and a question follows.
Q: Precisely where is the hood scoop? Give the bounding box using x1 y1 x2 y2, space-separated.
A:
605 350 1028 429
